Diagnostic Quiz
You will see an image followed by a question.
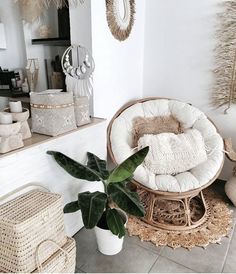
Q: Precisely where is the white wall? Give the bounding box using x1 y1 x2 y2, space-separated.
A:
143 0 235 179
0 121 107 236
0 0 26 70
91 0 145 120
70 0 92 52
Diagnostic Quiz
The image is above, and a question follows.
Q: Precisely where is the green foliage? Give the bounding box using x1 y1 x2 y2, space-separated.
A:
107 181 145 217
108 147 149 183
63 201 80 213
87 152 109 180
47 147 149 238
106 208 126 238
78 191 107 229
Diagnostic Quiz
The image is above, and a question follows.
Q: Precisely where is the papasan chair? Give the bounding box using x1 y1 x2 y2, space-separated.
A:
108 98 225 231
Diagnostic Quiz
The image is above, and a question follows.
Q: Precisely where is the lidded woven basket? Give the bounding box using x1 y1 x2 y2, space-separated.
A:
33 237 76 273
0 190 67 273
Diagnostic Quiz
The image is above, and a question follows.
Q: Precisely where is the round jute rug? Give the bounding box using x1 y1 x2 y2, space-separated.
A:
127 189 233 250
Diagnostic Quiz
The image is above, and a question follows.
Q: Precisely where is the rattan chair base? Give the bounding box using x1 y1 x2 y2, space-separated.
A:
127 189 233 250
137 185 208 231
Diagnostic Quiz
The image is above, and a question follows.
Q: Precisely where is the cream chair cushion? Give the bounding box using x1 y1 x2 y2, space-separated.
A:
110 99 224 192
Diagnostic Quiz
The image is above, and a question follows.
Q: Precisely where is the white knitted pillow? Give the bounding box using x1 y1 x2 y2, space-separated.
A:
138 129 207 175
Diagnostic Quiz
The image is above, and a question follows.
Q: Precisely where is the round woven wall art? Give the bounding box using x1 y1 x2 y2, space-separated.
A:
106 0 135 41
127 189 233 250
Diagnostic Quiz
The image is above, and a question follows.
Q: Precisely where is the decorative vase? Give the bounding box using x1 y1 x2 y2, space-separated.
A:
94 209 128 256
4 108 31 140
0 122 24 154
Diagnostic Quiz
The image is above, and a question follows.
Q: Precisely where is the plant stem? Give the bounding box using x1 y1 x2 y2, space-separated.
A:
102 179 108 194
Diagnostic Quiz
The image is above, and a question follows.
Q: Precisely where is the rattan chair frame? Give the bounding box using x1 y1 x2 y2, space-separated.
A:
107 97 225 231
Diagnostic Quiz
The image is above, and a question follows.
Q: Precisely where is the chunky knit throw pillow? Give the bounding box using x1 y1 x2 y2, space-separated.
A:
138 129 207 175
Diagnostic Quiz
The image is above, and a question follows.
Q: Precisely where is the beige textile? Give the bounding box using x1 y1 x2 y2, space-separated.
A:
132 115 182 147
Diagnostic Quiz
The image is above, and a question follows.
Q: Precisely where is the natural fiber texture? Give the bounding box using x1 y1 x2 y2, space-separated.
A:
225 138 236 162
127 189 233 250
106 0 135 41
213 0 236 112
132 115 182 147
16 0 83 23
17 0 44 23
0 190 67 273
33 237 76 273
137 129 207 175
74 96 91 126
30 91 76 136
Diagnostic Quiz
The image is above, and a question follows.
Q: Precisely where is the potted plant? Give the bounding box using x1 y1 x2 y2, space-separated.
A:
47 146 149 255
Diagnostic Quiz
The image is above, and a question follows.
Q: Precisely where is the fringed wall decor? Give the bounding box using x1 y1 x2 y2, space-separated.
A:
213 0 236 113
106 0 135 41
15 0 85 23
26 59 39 92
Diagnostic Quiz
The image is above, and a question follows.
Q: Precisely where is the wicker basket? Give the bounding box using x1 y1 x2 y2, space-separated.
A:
33 237 76 273
30 90 77 136
74 96 91 126
0 190 67 273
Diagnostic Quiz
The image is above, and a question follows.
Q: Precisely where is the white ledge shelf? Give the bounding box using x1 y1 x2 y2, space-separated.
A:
0 117 106 159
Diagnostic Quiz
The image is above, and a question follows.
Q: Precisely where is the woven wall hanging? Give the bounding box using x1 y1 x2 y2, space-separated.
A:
213 0 236 113
106 0 135 41
15 0 84 23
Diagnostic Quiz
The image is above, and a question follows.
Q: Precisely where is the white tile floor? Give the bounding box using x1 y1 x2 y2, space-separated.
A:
74 181 236 273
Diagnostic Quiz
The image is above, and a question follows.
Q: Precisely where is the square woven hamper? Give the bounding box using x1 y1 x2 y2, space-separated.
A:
30 90 77 136
74 96 91 126
33 237 76 273
0 190 67 273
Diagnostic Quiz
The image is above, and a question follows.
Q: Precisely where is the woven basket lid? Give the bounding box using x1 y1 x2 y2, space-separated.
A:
0 190 61 225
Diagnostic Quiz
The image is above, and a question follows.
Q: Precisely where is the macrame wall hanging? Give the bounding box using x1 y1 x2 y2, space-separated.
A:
213 0 236 113
61 45 95 97
106 0 135 41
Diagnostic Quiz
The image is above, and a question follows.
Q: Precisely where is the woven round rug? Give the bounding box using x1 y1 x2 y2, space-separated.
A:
127 189 233 250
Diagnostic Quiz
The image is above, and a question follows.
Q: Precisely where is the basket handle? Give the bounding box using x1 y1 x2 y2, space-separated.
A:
0 183 50 205
35 239 69 273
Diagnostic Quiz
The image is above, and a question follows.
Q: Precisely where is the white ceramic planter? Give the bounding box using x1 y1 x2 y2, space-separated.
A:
94 209 128 256
4 108 31 140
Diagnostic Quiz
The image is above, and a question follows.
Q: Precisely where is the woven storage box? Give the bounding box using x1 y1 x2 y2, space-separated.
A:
0 190 67 273
74 96 91 126
30 90 77 136
33 237 76 273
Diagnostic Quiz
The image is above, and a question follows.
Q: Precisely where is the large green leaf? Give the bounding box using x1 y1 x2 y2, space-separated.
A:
87 152 109 180
78 191 107 229
47 151 100 181
106 208 126 238
108 146 149 183
64 201 80 213
107 182 145 217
